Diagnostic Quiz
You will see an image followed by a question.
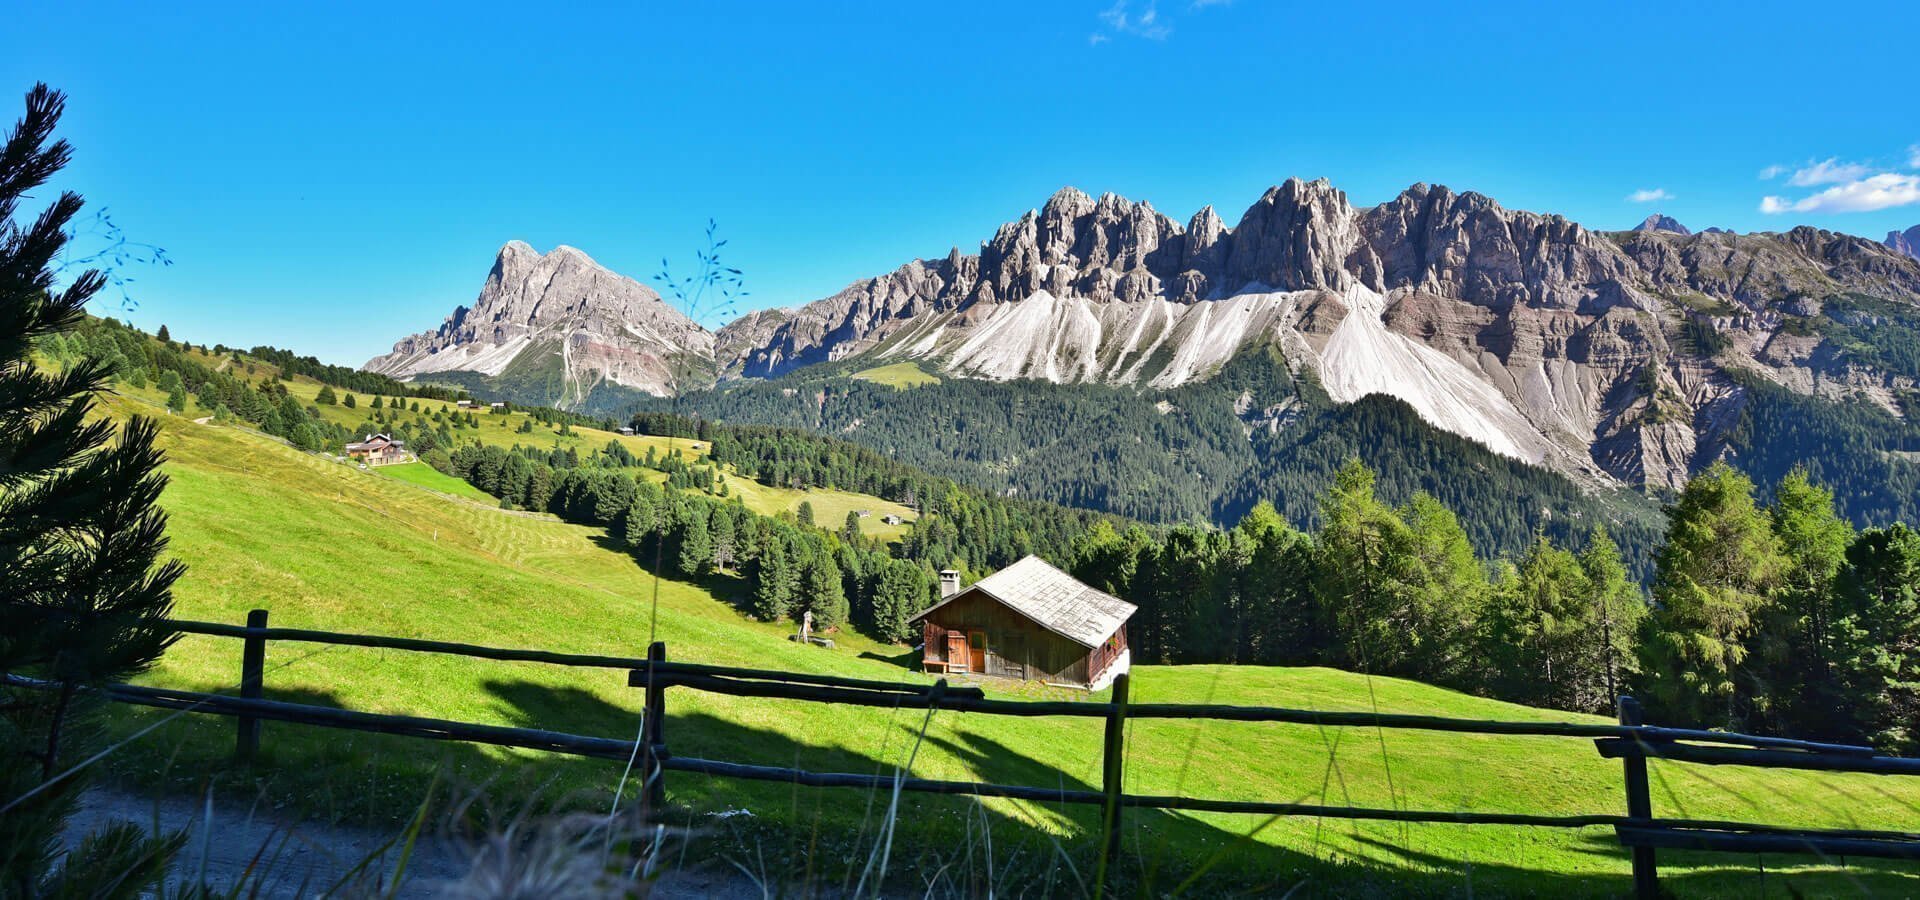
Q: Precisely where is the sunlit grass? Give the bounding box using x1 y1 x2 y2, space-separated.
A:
850 361 940 389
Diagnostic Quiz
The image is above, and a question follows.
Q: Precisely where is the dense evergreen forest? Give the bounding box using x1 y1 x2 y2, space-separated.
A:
1725 372 1920 526
637 350 1667 575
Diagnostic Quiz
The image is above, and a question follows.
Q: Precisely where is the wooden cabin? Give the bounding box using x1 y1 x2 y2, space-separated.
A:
344 433 408 466
910 555 1135 690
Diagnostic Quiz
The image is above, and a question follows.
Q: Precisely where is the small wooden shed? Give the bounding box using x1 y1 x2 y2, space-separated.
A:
910 555 1135 690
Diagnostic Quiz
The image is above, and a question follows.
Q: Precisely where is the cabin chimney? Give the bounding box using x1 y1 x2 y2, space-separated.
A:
939 569 961 599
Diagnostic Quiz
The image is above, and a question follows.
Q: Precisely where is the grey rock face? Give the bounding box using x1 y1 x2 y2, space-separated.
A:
1890 225 1920 261
1632 214 1691 235
365 241 712 401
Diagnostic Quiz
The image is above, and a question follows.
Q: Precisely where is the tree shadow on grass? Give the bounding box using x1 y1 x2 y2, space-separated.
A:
585 531 759 617
100 668 1920 897
467 677 1746 897
1351 830 1920 897
857 645 919 669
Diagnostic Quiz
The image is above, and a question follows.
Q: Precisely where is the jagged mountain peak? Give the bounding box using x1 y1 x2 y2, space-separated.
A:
1886 225 1920 261
364 240 711 401
1633 214 1691 235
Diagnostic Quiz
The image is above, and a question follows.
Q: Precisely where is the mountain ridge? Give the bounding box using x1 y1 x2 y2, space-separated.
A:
365 180 1920 493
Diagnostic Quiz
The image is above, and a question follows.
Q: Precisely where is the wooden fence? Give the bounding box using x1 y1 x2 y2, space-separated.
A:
20 608 1920 898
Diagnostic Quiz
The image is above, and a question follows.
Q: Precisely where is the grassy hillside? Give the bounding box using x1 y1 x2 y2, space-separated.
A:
89 384 1920 895
375 460 496 503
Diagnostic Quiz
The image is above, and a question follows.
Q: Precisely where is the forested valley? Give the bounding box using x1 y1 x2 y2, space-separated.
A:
641 351 1671 575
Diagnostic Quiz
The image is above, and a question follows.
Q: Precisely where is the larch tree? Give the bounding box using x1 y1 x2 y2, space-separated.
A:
1638 463 1784 728
1755 469 1855 736
1579 525 1643 710
1315 459 1413 675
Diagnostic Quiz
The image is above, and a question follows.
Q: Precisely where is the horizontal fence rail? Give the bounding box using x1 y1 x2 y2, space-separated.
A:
17 672 1920 845
19 610 1920 899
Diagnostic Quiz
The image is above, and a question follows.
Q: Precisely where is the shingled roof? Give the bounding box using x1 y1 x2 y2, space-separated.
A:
910 555 1136 648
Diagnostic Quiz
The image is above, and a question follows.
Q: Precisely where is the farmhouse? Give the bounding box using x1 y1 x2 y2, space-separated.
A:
881 514 904 525
344 433 408 466
911 555 1135 690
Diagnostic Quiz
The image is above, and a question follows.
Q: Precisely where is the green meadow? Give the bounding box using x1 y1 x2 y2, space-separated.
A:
850 361 942 389
91 386 1920 896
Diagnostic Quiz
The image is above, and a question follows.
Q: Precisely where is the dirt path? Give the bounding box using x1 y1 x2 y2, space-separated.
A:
65 787 762 898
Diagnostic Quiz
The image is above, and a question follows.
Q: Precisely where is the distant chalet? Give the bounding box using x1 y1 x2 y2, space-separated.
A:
344 433 408 466
911 555 1135 690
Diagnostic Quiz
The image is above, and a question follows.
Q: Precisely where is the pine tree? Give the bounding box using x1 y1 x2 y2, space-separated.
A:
871 558 932 642
711 507 737 571
0 84 186 891
155 323 170 343
751 533 796 620
678 506 712 577
342 392 356 409
796 500 815 528
315 384 337 405
843 509 863 543
803 549 849 629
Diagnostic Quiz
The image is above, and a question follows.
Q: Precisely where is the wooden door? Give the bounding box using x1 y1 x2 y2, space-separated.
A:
946 632 969 672
968 631 987 673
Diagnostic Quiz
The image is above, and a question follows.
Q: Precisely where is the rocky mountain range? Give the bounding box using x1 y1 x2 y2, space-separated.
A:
366 182 1920 493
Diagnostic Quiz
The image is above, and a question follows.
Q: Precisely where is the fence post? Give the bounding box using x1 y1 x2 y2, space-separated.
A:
1618 695 1659 899
236 608 268 764
1099 671 1131 889
641 641 668 815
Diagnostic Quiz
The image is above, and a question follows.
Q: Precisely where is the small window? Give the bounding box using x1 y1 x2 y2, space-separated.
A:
969 632 987 649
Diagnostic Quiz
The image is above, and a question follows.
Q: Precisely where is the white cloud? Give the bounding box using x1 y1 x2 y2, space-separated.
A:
1759 164 1787 180
1760 173 1920 215
1626 188 1673 203
1088 32 1109 44
1787 157 1875 187
1095 0 1172 40
1910 144 1920 169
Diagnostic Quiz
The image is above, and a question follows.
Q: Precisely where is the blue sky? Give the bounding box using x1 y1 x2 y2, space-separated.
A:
9 1 1919 365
